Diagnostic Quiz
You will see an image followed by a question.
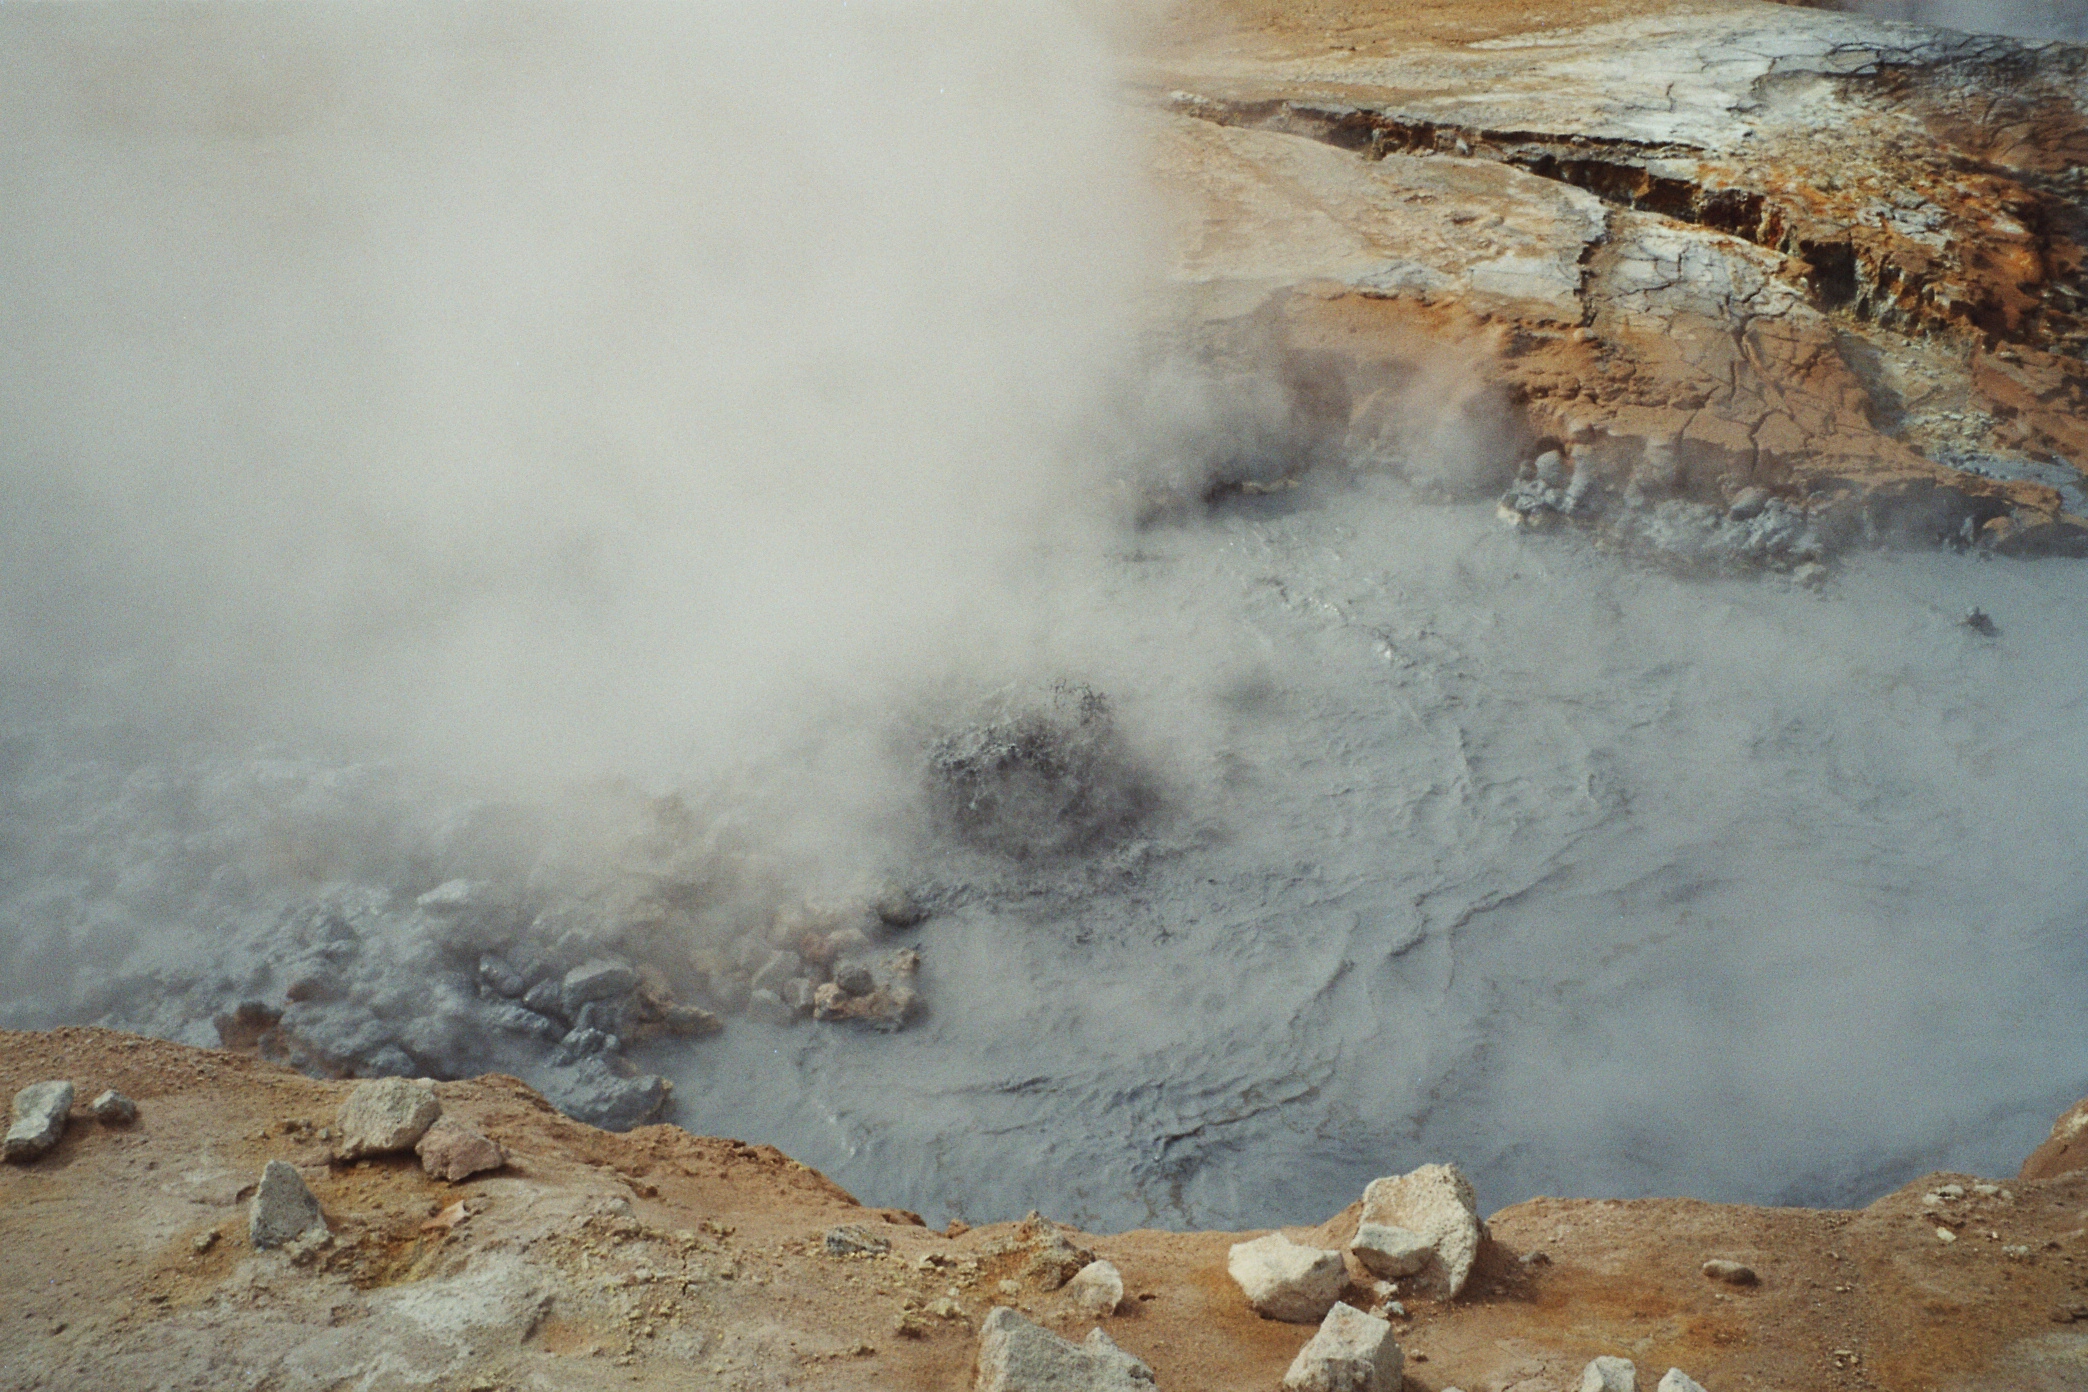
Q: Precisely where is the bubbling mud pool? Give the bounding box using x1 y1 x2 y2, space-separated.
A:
8 472 2088 1232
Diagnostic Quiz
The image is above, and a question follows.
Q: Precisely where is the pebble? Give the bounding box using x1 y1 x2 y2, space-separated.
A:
1579 1355 1637 1392
824 1224 891 1257
3 1080 74 1163
88 1089 138 1126
1700 1258 1758 1286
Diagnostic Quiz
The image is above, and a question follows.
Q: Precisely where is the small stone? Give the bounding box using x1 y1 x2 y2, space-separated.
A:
825 1224 891 1257
1350 1222 1434 1278
973 1307 1154 1391
89 1088 138 1126
249 1160 327 1249
1068 1259 1124 1315
834 962 877 997
998 1279 1022 1297
1701 1259 1758 1286
1935 1183 1966 1199
334 1077 441 1159
1656 1371 1707 1392
1358 1164 1482 1299
1579 1355 1637 1392
1935 1227 1957 1243
562 957 640 1013
414 1121 505 1181
1227 1232 1346 1323
192 1230 219 1253
3 1081 73 1162
1282 1302 1404 1392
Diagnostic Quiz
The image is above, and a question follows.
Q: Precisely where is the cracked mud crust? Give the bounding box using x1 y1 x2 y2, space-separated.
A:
1140 0 2088 558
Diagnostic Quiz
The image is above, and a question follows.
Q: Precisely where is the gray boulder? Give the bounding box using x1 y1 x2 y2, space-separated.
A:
1358 1163 1482 1299
1283 1302 1404 1392
973 1306 1154 1391
1580 1357 1637 1392
540 1056 669 1131
561 957 639 1014
3 1080 73 1162
1227 1232 1346 1323
335 1077 441 1159
249 1159 328 1249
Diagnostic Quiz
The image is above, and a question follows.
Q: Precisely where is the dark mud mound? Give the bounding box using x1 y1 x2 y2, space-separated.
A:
924 685 1159 860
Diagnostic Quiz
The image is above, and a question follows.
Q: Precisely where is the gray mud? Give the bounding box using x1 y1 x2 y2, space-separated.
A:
12 473 2088 1232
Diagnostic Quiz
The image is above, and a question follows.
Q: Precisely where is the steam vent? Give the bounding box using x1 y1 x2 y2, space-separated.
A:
6 2 2088 1389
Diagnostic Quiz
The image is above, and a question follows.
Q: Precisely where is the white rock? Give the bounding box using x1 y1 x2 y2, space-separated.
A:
89 1088 138 1125
1359 1163 1482 1298
1657 1370 1707 1392
1227 1232 1347 1323
1580 1356 1637 1392
1068 1259 1125 1315
3 1080 73 1162
1350 1222 1434 1278
249 1159 328 1249
1282 1301 1404 1392
335 1077 441 1159
973 1306 1154 1391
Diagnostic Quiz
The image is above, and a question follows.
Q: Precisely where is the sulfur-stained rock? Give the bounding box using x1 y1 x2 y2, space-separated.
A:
414 1121 504 1181
1282 1301 1404 1392
1228 1232 1346 1323
334 1077 441 1159
973 1306 1155 1392
1358 1164 1482 1299
88 1089 137 1126
3 1081 73 1162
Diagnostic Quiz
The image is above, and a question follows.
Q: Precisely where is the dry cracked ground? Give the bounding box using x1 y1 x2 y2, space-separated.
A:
4 1026 2088 1392
1140 0 2088 561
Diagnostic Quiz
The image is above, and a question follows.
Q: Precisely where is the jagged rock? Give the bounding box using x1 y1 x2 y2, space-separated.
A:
1580 1356 1637 1392
1068 1259 1124 1315
1227 1232 1346 1323
414 1121 504 1181
1282 1302 1404 1392
249 1159 327 1249
1701 1259 1757 1286
88 1089 137 1125
553 1026 618 1064
1349 1222 1433 1279
1657 1370 1707 1392
825 1224 891 1257
538 1056 668 1131
1358 1164 1482 1299
334 1077 441 1159
560 957 638 1014
973 1306 1155 1392
1027 1232 1098 1291
3 1081 73 1162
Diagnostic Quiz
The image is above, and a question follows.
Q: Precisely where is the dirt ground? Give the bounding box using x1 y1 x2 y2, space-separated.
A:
3 1026 2086 1391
